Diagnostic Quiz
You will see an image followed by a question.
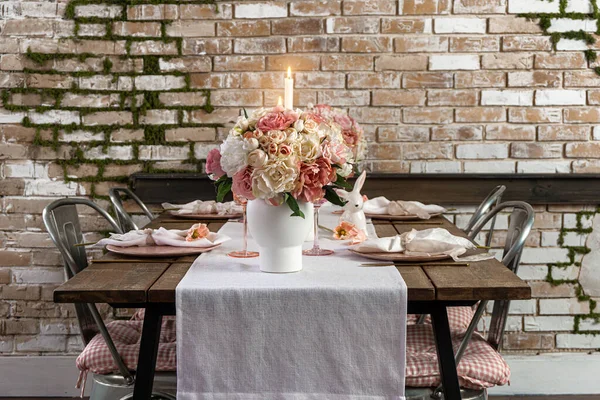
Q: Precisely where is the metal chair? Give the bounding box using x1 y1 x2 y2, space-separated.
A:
464 185 506 248
109 187 155 231
408 201 535 400
43 198 175 400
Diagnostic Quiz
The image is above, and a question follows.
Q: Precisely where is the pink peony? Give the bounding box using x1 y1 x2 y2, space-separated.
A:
205 148 225 179
257 111 297 132
186 223 210 242
232 166 255 200
293 157 336 203
334 113 361 147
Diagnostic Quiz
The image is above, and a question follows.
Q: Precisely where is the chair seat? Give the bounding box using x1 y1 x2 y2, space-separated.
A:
407 306 475 334
405 324 510 390
76 317 176 375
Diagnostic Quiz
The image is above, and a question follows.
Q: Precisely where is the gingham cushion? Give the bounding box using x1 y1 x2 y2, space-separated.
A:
405 324 510 389
76 316 176 375
408 306 475 334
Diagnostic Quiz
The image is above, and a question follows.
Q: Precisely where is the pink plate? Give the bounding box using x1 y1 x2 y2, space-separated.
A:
348 249 451 262
106 244 221 258
168 212 242 220
332 210 442 221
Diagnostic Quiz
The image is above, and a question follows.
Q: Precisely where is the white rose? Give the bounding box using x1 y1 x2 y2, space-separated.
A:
243 137 259 151
252 159 298 199
248 149 268 168
303 118 319 135
293 119 304 132
248 107 269 127
299 131 320 161
234 116 249 133
267 130 286 144
338 163 353 178
220 134 248 177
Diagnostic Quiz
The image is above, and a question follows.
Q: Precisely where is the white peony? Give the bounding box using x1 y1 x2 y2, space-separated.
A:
252 158 298 199
233 116 249 134
338 163 353 178
299 131 320 161
219 134 248 177
247 149 268 168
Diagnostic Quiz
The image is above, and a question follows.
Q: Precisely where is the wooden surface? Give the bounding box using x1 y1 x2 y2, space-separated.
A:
54 213 531 305
131 172 600 205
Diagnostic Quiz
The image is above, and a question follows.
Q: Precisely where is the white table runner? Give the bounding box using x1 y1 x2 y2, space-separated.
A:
176 207 407 400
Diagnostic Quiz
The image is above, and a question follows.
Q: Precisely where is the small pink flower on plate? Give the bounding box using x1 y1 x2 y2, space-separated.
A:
186 223 210 242
333 221 367 244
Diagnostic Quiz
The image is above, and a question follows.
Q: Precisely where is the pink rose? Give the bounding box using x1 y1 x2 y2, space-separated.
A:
278 144 292 157
205 149 225 179
293 157 336 203
232 166 255 200
257 111 297 132
333 113 353 131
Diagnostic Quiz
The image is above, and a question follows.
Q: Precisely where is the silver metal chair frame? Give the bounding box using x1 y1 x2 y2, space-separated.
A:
43 198 174 399
109 187 155 231
464 185 506 247
427 201 534 399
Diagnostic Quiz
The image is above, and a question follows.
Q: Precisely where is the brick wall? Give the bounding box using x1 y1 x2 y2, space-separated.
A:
1 0 600 355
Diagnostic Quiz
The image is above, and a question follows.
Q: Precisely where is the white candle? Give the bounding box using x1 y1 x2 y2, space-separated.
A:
284 66 293 110
277 96 283 107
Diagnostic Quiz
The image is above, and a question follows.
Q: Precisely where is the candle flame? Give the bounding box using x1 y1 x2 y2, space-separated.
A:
277 96 283 106
287 66 291 79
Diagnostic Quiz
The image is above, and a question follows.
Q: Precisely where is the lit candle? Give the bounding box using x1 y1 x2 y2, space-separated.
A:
284 66 293 110
277 96 283 107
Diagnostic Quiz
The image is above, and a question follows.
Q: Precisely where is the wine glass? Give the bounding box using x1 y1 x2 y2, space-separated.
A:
303 197 334 256
228 194 259 258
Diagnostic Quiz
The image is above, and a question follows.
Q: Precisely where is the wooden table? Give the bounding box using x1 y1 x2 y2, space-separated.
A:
54 214 531 400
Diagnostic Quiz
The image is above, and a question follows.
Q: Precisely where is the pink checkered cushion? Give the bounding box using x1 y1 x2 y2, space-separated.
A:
405 324 510 390
408 307 475 334
76 316 176 375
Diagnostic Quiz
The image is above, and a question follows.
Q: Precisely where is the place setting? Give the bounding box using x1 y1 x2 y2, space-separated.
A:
161 199 243 220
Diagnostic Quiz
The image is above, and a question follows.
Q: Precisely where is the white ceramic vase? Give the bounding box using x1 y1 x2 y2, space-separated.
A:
247 199 314 273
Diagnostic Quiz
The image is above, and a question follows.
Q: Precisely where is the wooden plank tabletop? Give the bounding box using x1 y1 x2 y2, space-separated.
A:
53 212 531 305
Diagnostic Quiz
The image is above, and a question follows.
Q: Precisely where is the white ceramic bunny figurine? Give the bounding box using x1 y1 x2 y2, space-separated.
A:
335 171 368 235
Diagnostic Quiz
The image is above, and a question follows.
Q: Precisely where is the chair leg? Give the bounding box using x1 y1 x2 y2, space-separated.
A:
430 304 461 400
132 306 163 400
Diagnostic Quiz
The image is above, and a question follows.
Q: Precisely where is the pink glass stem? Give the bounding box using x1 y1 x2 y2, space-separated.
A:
312 204 321 250
242 203 248 253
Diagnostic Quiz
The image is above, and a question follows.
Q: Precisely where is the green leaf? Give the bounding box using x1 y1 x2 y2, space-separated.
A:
242 107 248 119
216 177 232 202
285 193 305 219
333 173 352 190
324 186 347 207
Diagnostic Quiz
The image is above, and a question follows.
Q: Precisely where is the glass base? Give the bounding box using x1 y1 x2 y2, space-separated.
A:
228 250 259 258
303 248 334 256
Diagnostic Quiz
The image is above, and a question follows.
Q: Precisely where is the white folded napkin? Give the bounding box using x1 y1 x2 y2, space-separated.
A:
94 227 230 248
363 196 446 219
162 200 243 215
352 228 494 261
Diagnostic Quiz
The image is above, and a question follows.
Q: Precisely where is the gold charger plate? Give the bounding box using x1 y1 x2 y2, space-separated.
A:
348 248 451 262
106 243 222 257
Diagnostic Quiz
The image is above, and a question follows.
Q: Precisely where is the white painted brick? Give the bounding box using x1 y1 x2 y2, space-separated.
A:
434 18 486 34
0 109 26 123
59 130 104 142
485 299 536 315
463 161 516 173
134 75 186 91
85 146 133 161
235 3 287 18
479 316 522 332
564 213 593 229
556 39 589 51
21 2 58 18
521 248 570 264
593 126 600 140
456 213 509 230
524 316 575 332
40 320 71 335
579 318 600 331
24 180 79 196
3 161 48 179
517 161 571 174
429 55 480 71
76 23 107 37
517 265 549 280
548 18 597 33
410 161 461 173
508 0 559 13
75 4 122 18
456 144 509 159
557 333 600 349
138 145 189 161
0 337 13 353
16 335 66 352
118 77 134 91
194 143 219 159
12 267 64 284
540 298 591 315
28 110 80 125
481 90 533 106
542 231 585 247
536 90 586 106
551 265 580 280
566 0 594 12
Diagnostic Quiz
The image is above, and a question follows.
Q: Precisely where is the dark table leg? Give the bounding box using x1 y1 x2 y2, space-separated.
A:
133 305 163 400
430 304 461 400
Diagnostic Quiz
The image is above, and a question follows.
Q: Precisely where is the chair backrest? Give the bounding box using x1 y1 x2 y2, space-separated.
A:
464 185 506 247
43 198 134 383
466 201 535 350
109 187 155 231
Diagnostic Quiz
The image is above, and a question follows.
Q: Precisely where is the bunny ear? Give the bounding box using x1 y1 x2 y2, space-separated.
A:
354 171 367 192
334 188 349 200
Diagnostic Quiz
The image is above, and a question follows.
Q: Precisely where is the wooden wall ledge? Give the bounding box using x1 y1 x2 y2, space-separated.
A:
130 173 600 205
